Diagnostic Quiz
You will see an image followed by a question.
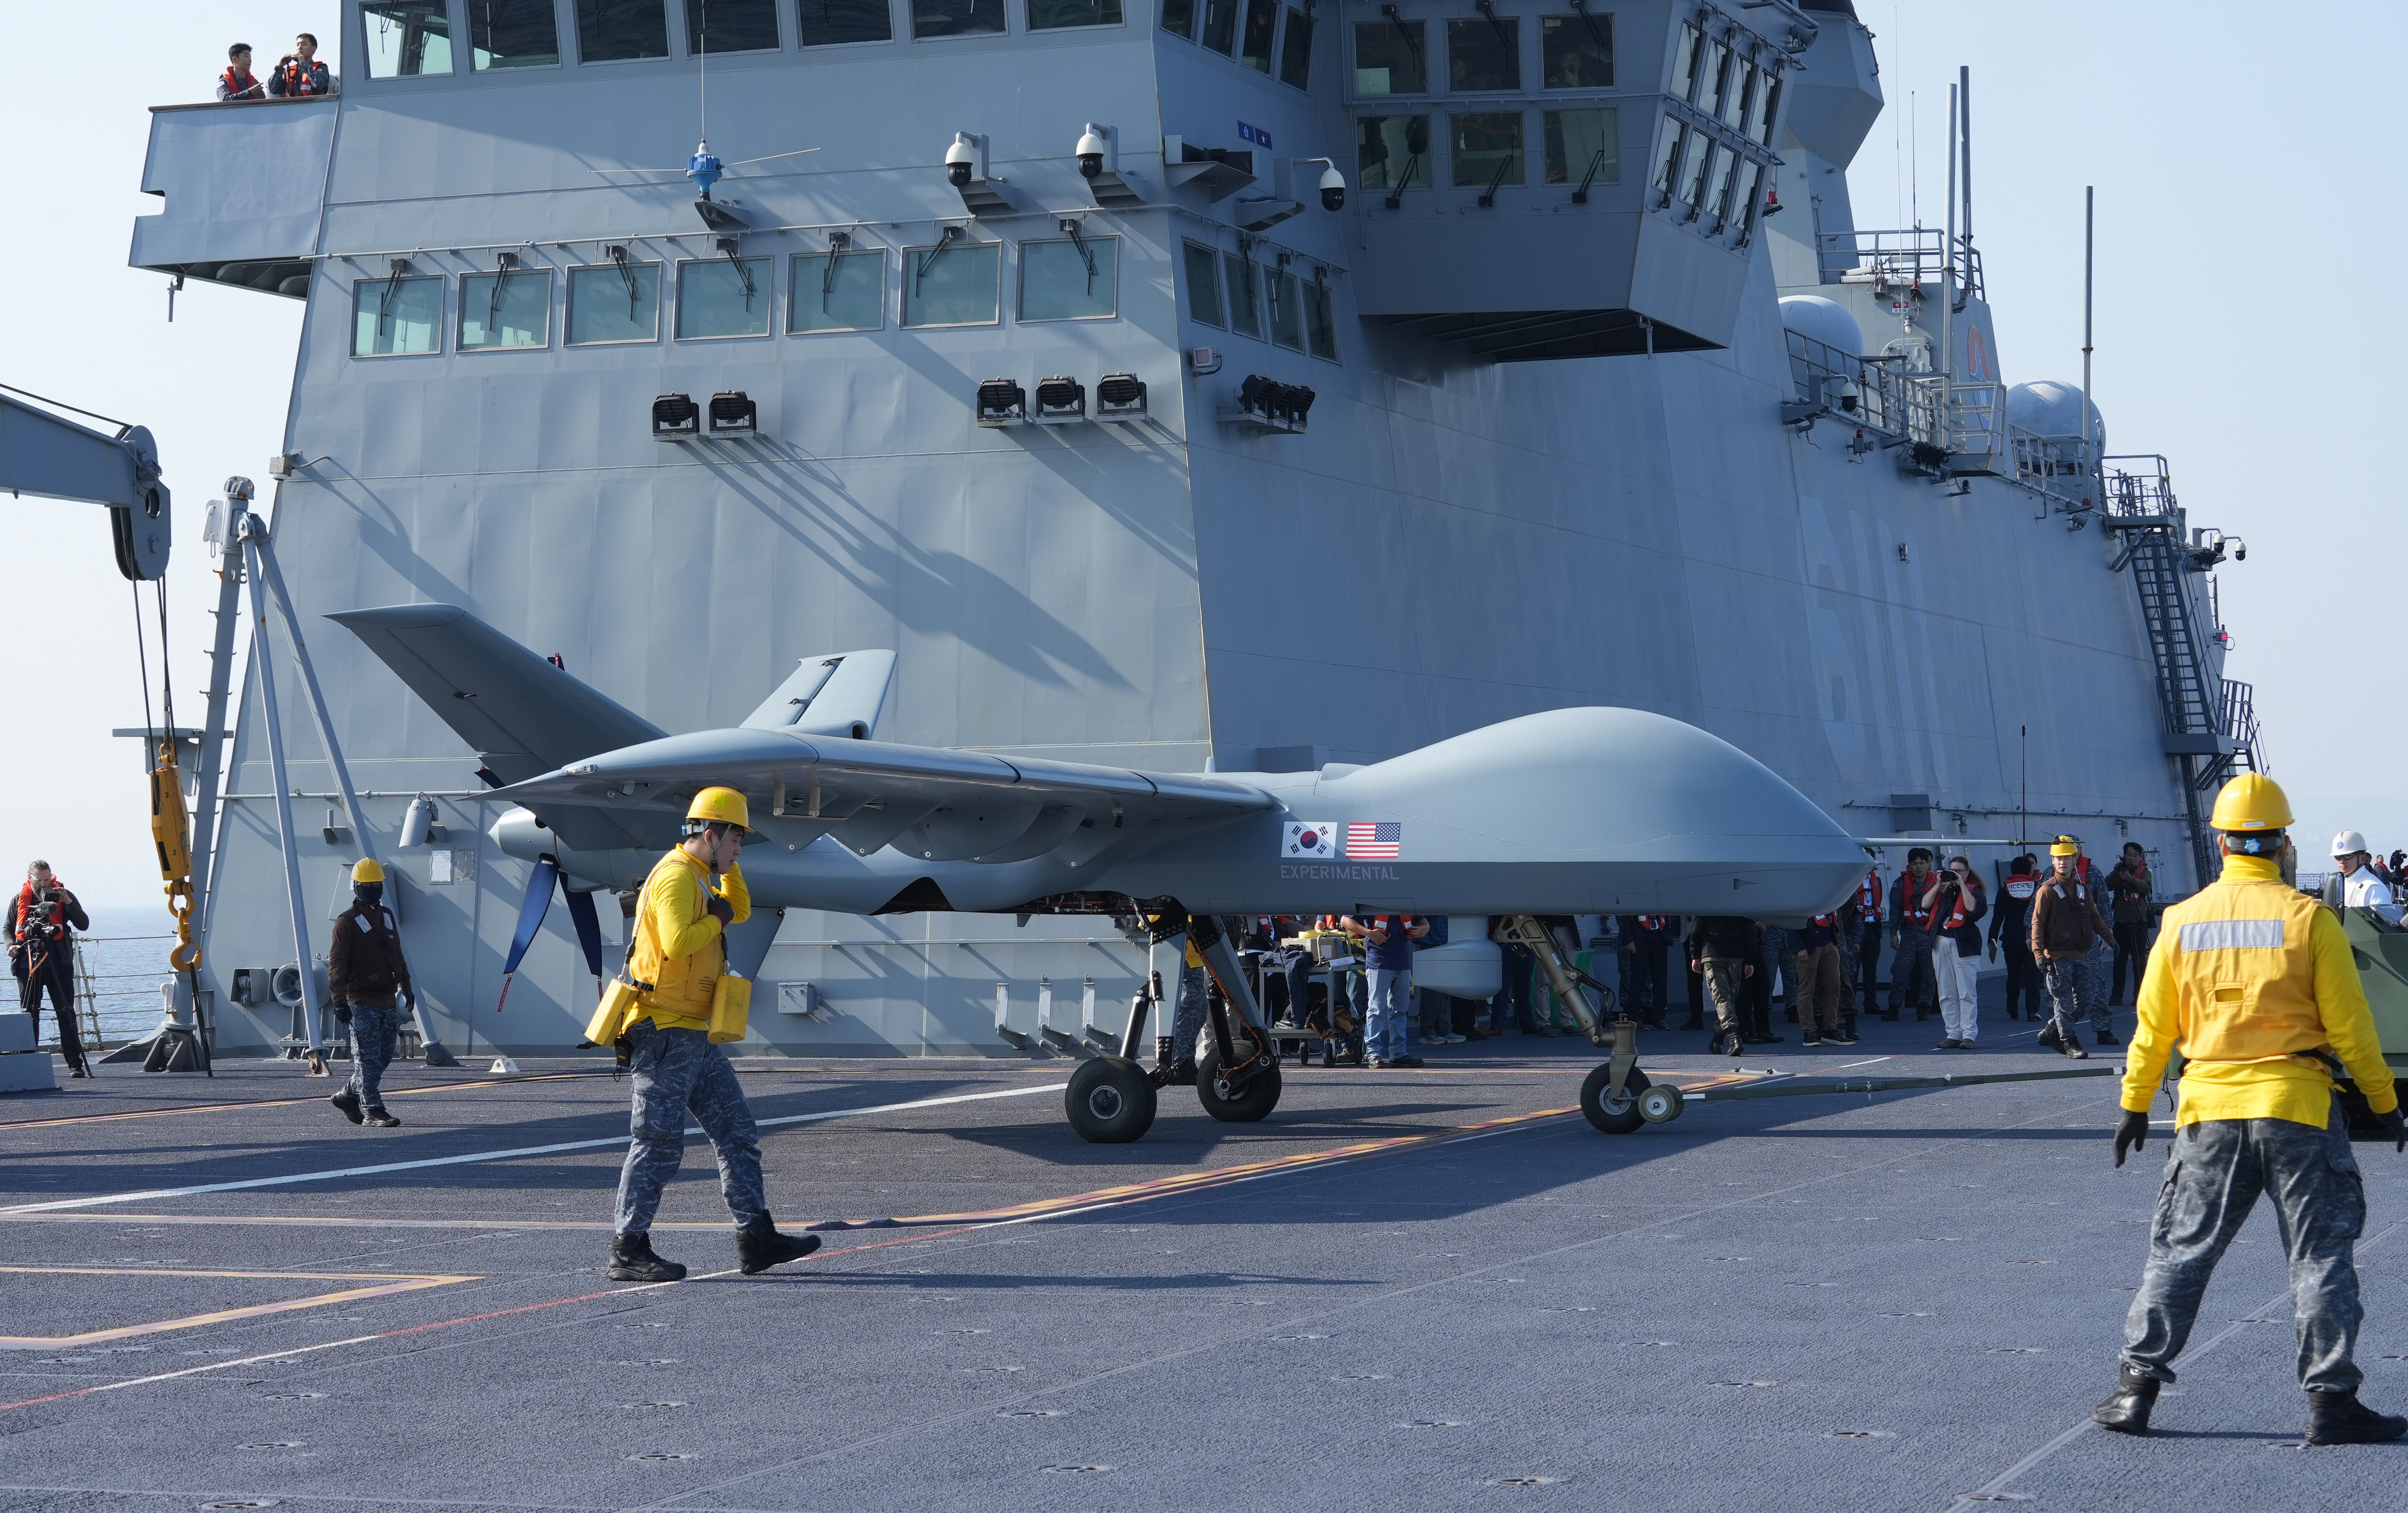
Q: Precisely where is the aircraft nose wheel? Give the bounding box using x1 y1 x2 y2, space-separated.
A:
1066 1056 1158 1143
1197 1037 1283 1122
1580 1063 1652 1134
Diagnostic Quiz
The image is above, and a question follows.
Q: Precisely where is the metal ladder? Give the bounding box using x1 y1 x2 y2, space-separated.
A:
2107 459 2242 885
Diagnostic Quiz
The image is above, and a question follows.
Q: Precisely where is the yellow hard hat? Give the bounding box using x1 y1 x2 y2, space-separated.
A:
352 858 385 883
2208 772 2293 832
684 785 754 832
2049 837 2079 858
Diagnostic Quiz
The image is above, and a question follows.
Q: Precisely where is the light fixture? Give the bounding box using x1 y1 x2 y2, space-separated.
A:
652 393 700 442
1234 374 1314 432
399 795 437 849
945 133 978 188
709 391 759 435
976 379 1027 426
1035 376 1086 423
1096 373 1147 421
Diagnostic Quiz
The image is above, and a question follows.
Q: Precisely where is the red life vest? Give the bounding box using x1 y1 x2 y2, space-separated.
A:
1857 871 1881 918
1929 882 1975 934
1811 911 1838 929
1635 915 1668 933
14 882 66 940
1898 874 1934 927
279 58 323 96
222 67 256 97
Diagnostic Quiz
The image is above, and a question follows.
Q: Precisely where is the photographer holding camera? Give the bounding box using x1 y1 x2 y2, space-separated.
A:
1923 855 1988 1049
266 32 338 99
11 861 91 1079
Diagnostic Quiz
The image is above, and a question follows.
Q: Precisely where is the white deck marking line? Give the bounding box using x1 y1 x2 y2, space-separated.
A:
1831 1055 1895 1070
0 1082 1067 1215
1938 1217 2408 1508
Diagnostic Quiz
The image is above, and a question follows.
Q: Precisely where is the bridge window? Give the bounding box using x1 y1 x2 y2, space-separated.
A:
1020 236 1119 321
902 240 1000 326
459 268 551 350
566 260 661 343
1542 107 1616 184
914 0 1007 39
1354 17 1424 93
472 0 560 68
1030 0 1124 28
1356 113 1428 190
1302 279 1338 360
363 2 453 77
1223 253 1261 338
688 0 781 52
1445 15 1518 92
789 250 887 332
1669 20 1702 100
352 275 442 357
577 0 670 61
798 0 893 44
677 257 773 338
1720 59 1754 130
1539 11 1610 88
1277 8 1314 87
1200 0 1240 54
1747 72 1780 143
1451 111 1523 187
1182 242 1225 327
1265 269 1303 350
1239 0 1279 71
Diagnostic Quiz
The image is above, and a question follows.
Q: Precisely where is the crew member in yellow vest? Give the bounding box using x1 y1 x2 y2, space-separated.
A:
591 787 819 1282
2093 773 2408 1444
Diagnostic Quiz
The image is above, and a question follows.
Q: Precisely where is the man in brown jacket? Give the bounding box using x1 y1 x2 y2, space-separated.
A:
2030 837 2111 1059
328 859 414 1127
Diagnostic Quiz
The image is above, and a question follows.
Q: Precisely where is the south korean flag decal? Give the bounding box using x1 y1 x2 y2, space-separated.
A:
1282 820 1338 858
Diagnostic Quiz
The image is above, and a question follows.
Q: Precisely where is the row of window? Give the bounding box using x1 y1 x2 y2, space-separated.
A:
1649 111 1767 234
1179 244 1339 362
1351 11 1613 97
1355 106 1616 192
362 0 1127 79
1159 0 1313 89
349 238 1125 356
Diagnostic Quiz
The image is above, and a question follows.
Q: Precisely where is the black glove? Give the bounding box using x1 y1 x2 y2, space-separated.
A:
2112 1109 2150 1167
332 1001 352 1024
2382 1106 2408 1154
706 894 734 926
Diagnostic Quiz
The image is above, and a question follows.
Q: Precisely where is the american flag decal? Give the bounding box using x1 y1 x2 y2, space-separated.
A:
1345 821 1402 858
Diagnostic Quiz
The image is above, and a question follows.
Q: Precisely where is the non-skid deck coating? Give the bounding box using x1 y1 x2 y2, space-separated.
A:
2 1000 2403 1511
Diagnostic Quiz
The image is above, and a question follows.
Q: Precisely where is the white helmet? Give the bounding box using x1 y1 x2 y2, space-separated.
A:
2333 829 2371 859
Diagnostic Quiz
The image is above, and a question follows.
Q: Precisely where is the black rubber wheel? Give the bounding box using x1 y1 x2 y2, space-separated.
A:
1197 1034 1283 1122
1066 1056 1158 1143
1580 1063 1652 1134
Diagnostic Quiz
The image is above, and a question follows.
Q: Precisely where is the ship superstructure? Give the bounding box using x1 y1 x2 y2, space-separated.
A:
128 0 2253 1055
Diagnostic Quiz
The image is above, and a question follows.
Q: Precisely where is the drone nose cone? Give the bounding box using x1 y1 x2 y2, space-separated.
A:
1318 708 1867 915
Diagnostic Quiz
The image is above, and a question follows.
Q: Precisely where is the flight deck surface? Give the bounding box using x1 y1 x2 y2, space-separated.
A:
2 1005 2400 1511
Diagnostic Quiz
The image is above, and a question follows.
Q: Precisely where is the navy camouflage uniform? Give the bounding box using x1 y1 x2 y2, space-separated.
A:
327 898 411 1115
615 1021 767 1236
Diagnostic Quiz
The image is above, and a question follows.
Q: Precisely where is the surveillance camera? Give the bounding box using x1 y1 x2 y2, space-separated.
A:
1319 162 1347 212
2233 542 2247 562
949 159 973 188
1075 127 1108 181
945 135 976 188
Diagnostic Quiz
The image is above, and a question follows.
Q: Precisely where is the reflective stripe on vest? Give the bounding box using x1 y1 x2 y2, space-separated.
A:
2178 918 2285 951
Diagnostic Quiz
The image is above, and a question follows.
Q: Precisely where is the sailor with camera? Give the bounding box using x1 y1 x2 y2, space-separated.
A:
11 861 91 1079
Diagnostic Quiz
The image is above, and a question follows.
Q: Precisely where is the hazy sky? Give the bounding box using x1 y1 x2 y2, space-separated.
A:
0 2 2386 908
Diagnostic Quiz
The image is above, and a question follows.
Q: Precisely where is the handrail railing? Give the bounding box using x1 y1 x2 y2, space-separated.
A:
1816 227 1986 303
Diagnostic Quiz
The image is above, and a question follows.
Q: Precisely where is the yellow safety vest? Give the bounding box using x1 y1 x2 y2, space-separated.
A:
2121 853 2395 1127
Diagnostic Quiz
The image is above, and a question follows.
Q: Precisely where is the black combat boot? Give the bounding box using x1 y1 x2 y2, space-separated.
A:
2093 1029 2121 1047
330 1088 364 1124
736 1213 823 1275
1165 1059 1199 1086
2035 1020 2062 1048
362 1107 401 1127
607 1232 687 1283
2305 1390 2408 1444
2059 1035 2090 1060
2092 1366 2161 1434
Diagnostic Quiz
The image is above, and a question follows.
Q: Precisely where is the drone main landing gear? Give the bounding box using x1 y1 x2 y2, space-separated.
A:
1190 915 1282 1122
1497 915 1681 1136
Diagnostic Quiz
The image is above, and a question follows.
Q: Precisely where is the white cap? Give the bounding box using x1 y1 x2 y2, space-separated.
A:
2334 828 2371 858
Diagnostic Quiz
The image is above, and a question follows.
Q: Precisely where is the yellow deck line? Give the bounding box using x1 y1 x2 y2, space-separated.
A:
0 1266 479 1349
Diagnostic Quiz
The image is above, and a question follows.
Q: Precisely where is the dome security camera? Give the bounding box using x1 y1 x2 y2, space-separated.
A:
945 134 976 188
1075 126 1108 181
1318 162 1347 211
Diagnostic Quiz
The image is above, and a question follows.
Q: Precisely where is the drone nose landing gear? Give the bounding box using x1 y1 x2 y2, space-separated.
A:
1497 914 1680 1136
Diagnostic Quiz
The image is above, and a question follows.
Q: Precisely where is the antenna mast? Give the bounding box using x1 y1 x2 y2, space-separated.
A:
2081 185 2095 467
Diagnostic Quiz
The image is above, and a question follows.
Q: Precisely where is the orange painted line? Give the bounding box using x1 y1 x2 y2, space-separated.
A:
0 1266 478 1349
0 1071 615 1131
